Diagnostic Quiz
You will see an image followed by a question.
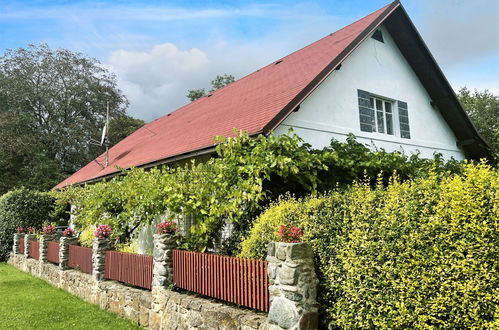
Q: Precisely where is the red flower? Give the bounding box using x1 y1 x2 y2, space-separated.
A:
94 224 112 238
156 220 178 235
277 224 304 243
42 225 56 235
63 228 76 237
15 227 24 234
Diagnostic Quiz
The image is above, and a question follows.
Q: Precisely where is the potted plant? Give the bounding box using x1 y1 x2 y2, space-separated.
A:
42 225 56 236
94 224 112 239
63 227 76 237
156 220 179 235
278 224 304 243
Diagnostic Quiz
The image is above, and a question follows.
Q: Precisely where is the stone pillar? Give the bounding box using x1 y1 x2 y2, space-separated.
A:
267 242 319 330
24 234 36 258
59 237 79 270
152 233 175 289
13 233 25 254
92 238 115 281
39 235 55 263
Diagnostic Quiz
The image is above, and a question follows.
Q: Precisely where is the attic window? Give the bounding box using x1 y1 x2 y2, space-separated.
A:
371 29 384 43
357 90 411 139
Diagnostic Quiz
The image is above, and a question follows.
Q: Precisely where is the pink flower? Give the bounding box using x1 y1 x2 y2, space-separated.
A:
63 228 76 237
94 224 112 238
27 227 35 234
156 220 179 235
15 227 24 234
42 225 56 235
277 224 304 243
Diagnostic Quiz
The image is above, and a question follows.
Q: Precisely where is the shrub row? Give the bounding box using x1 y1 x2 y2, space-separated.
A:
240 163 498 328
0 188 56 261
54 132 460 253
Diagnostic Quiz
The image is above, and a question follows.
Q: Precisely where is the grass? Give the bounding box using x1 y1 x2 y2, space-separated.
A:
0 263 142 330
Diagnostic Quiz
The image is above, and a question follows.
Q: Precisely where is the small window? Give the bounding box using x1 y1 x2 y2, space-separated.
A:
371 96 394 135
371 29 384 43
357 90 410 138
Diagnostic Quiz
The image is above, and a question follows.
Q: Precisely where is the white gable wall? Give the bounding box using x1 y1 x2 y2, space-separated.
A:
274 25 465 160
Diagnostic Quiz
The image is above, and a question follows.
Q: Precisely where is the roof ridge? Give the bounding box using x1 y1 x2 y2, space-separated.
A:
151 2 396 123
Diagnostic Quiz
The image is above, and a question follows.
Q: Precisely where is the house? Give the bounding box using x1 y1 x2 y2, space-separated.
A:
54 0 489 191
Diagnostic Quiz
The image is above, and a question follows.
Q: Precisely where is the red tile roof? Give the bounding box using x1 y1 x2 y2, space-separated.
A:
55 2 398 189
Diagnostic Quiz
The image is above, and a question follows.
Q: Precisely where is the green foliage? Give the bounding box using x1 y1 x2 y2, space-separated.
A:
317 134 462 189
186 74 235 101
57 131 325 251
0 188 56 261
240 163 498 328
458 87 498 160
108 114 145 146
55 132 463 254
186 88 206 101
239 196 324 259
210 74 235 91
0 43 138 194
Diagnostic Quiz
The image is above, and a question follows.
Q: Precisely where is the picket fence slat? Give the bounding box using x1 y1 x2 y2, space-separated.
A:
29 241 40 260
19 238 25 254
68 245 93 274
172 249 269 312
47 241 60 264
104 250 153 290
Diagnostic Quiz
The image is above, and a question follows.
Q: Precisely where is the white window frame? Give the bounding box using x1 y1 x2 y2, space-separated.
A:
369 95 398 136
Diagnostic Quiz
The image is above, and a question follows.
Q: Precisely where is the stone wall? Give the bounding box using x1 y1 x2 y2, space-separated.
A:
267 242 319 330
8 253 267 330
9 234 320 330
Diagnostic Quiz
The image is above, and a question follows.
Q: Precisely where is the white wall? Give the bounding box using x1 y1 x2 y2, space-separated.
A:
274 25 465 160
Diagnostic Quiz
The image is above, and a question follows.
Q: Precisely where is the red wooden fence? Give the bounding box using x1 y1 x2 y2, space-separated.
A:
19 238 25 254
29 240 40 260
47 241 60 264
104 251 154 290
68 245 93 274
173 250 269 312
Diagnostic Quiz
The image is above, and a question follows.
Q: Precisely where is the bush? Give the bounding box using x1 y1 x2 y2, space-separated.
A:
54 132 461 254
0 188 56 261
240 163 498 328
239 196 325 259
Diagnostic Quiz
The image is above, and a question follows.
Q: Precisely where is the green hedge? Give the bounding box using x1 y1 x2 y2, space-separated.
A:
0 188 55 261
240 163 498 328
54 132 460 254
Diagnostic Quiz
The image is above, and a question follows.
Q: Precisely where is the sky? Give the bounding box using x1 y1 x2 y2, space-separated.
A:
0 0 497 122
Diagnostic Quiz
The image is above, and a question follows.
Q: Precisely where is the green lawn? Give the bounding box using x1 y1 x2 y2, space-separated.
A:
0 263 142 330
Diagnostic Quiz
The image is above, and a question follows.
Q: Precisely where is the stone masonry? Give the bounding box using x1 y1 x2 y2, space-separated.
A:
9 234 318 329
152 233 175 289
24 234 36 258
92 238 115 281
267 242 319 330
39 234 55 263
13 233 24 254
59 236 78 270
9 252 267 329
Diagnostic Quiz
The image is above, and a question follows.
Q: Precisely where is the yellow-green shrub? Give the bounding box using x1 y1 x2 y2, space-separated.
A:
78 225 95 247
239 196 325 259
240 163 498 328
116 240 139 254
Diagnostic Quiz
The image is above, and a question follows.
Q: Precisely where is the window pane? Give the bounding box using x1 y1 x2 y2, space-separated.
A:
376 110 385 133
376 99 383 111
385 102 392 113
386 113 393 135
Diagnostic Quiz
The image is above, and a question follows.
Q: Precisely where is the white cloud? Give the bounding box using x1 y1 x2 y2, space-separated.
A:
106 43 213 120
